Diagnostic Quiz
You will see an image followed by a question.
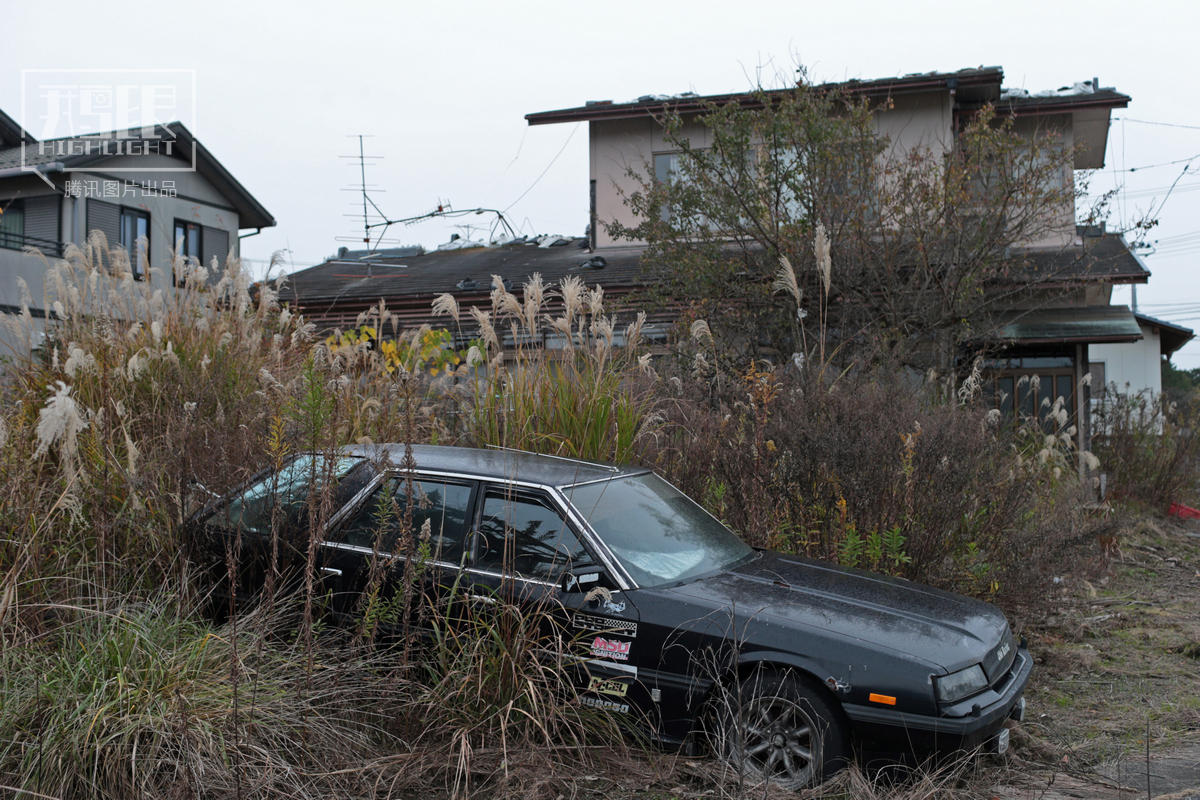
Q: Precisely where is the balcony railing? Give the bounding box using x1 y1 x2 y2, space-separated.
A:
0 231 66 258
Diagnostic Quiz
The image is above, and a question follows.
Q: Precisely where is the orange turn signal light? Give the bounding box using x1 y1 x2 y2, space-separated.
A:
869 693 897 706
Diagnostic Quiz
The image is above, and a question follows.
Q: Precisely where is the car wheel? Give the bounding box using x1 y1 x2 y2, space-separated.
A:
718 669 848 789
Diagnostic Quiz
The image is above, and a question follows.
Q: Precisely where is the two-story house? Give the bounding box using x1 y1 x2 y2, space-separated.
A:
279 66 1176 453
0 107 274 354
524 67 1167 452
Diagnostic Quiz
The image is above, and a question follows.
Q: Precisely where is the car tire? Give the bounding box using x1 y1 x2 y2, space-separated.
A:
717 668 848 789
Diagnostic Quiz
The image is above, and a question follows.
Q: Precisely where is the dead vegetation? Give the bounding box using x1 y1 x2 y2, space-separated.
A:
1 239 1197 798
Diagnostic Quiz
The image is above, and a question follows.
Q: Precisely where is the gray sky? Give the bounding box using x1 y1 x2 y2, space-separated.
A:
4 0 1199 365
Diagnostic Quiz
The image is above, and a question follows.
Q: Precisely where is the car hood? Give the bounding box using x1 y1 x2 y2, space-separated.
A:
665 551 1010 672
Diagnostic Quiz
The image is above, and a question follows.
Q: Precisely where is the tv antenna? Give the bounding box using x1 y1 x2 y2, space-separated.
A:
339 134 519 252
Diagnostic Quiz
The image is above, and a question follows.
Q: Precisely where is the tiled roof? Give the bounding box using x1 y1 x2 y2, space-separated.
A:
989 304 1143 344
279 237 643 306
1007 230 1149 286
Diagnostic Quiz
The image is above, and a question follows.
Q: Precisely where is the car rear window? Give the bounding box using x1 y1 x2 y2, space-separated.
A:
333 477 473 564
216 454 368 535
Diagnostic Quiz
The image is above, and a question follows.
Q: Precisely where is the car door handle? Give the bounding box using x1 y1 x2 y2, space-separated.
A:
319 566 343 577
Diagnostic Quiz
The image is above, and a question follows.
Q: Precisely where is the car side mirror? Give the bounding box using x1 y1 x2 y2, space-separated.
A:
560 566 605 594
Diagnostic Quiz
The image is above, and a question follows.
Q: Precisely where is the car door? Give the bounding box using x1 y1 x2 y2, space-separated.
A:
319 471 478 633
465 483 651 723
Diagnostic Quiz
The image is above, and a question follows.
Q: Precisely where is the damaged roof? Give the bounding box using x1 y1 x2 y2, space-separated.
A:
526 67 1006 126
279 237 644 306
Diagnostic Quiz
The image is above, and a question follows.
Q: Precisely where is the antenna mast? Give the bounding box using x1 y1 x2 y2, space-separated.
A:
358 134 369 246
338 135 519 251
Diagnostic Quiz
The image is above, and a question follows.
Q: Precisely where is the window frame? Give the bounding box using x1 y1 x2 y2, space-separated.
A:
119 206 151 281
327 472 478 566
0 198 25 251
470 483 598 584
174 219 202 258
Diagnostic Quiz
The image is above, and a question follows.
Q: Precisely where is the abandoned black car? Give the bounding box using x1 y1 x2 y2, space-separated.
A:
192 444 1031 787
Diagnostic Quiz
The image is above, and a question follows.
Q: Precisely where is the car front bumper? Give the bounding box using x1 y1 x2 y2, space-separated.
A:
842 647 1033 754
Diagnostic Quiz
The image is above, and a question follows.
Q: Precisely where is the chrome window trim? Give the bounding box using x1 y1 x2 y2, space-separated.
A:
461 566 557 588
319 540 465 572
388 467 552 491
474 483 629 590
321 465 639 593
324 470 387 531
319 541 559 590
547 486 636 591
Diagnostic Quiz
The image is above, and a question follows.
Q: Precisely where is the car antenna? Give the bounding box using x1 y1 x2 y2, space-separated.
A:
483 443 621 472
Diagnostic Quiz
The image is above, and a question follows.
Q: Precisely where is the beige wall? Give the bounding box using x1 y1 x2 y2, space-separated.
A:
69 152 241 286
1012 115 1076 251
590 117 714 248
588 90 1078 252
872 91 953 160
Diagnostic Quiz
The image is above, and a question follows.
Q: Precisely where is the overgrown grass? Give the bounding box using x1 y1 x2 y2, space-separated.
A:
430 273 657 463
0 237 1117 797
0 597 396 798
1092 387 1200 510
639 351 1094 611
0 242 645 799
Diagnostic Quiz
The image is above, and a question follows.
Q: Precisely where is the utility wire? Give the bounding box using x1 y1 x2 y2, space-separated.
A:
503 122 580 214
1108 153 1200 173
1115 117 1200 131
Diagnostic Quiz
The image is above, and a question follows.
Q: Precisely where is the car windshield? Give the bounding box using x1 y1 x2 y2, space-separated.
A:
217 454 367 534
564 473 753 587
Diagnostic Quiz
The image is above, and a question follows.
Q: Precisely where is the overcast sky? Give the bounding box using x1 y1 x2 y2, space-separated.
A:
4 0 1199 365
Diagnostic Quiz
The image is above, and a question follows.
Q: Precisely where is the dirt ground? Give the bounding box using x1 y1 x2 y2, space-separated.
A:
989 513 1200 799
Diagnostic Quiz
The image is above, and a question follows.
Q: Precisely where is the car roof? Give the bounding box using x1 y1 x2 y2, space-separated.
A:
340 443 646 487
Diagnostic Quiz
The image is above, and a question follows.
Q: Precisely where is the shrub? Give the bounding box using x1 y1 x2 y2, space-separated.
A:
640 358 1091 610
1092 388 1200 509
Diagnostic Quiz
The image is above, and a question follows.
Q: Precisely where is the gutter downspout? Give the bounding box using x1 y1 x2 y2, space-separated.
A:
236 226 264 261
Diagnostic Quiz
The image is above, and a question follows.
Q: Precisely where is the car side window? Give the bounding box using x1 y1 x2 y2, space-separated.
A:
334 477 473 565
475 489 594 581
219 455 370 535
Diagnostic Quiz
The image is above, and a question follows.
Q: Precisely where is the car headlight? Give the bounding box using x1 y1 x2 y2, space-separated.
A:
935 665 988 703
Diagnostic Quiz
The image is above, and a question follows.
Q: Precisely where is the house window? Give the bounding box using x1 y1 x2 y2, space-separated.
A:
983 356 1076 432
653 152 683 222
174 220 201 260
119 208 150 280
0 200 23 250
173 220 202 285
653 150 719 228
